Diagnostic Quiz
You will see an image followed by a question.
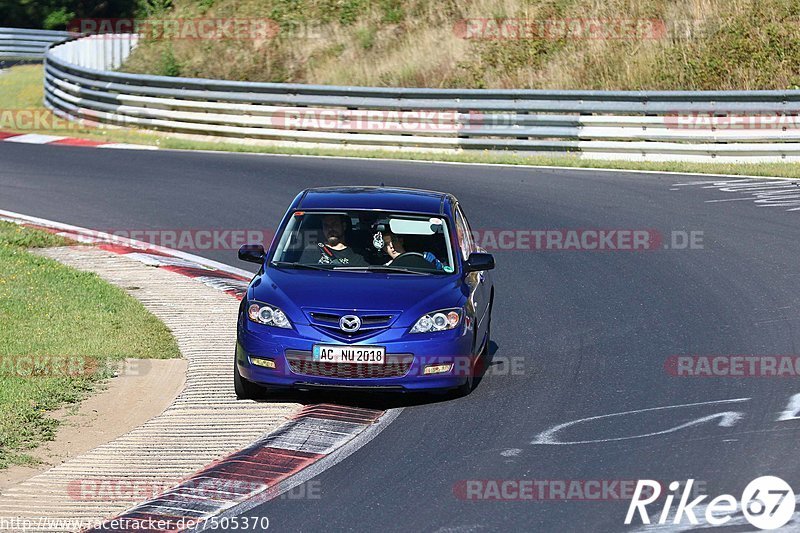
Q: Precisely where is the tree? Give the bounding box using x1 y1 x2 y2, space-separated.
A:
0 0 138 30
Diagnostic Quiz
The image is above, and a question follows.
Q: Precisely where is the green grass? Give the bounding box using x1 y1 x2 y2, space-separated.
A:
0 222 180 469
158 137 800 180
0 64 46 110
4 64 800 180
0 64 169 144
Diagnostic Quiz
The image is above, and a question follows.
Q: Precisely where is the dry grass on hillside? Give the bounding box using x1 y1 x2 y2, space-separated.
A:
120 0 800 89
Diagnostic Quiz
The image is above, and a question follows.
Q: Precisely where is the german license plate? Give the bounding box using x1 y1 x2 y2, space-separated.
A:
312 345 386 364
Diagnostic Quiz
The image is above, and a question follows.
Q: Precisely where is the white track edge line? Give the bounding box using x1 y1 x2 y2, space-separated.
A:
0 208 253 278
155 146 800 182
2 134 798 181
4 126 798 182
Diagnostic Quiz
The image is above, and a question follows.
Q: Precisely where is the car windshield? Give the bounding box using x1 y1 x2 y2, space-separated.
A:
271 210 455 274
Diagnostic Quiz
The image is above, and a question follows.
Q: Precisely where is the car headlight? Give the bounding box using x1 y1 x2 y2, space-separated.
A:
247 301 292 329
410 308 462 333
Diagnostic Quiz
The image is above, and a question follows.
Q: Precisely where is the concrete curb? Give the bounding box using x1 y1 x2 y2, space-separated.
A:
0 130 157 150
87 405 390 532
0 212 396 532
0 245 300 532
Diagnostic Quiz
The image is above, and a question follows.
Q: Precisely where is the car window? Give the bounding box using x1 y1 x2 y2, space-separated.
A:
454 206 474 261
458 205 477 253
271 210 456 274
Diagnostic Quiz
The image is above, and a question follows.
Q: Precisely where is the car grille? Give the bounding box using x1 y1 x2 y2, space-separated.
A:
285 350 413 379
306 310 397 341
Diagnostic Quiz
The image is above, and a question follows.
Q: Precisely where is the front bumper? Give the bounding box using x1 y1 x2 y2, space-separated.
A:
236 320 474 391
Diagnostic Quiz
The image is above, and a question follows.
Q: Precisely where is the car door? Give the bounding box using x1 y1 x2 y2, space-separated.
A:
455 204 490 353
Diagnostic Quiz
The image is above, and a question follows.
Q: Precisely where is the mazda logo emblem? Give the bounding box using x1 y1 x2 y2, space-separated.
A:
339 315 361 333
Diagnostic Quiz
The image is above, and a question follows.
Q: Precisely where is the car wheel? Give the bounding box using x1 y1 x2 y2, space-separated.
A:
479 307 492 358
482 298 492 356
234 358 263 400
456 367 475 397
460 298 493 397
452 355 475 398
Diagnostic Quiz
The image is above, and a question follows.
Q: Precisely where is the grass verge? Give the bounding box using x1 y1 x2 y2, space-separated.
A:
3 64 800 180
0 221 180 469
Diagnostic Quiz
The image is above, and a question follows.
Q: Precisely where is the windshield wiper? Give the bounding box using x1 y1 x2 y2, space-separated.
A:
269 261 332 271
334 265 427 275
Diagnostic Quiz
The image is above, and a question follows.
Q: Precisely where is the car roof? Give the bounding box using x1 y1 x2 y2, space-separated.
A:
295 186 455 215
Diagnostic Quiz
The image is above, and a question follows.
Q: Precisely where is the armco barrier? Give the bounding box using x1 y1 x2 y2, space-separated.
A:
40 33 800 162
0 27 72 61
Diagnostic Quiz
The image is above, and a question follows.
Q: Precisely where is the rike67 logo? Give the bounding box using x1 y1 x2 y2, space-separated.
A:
625 477 796 530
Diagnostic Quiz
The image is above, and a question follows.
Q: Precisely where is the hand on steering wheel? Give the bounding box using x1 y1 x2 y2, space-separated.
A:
393 252 425 259
390 252 432 268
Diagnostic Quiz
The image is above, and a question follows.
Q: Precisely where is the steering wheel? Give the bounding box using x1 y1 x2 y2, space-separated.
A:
390 252 432 269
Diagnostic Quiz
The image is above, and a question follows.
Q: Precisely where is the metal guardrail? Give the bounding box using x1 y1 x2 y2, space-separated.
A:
41 33 800 161
0 28 73 61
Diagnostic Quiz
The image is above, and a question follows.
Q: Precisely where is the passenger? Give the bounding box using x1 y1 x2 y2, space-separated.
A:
299 214 367 266
381 230 444 270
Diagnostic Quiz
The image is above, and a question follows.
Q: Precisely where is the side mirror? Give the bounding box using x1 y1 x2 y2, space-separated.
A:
464 252 495 273
238 244 265 264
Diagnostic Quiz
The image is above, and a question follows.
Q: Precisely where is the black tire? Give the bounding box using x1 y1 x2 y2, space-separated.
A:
455 371 474 397
452 351 476 398
460 296 493 397
234 359 263 400
482 297 493 356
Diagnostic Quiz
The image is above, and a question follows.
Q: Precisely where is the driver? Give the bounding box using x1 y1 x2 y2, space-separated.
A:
299 214 367 266
381 230 444 270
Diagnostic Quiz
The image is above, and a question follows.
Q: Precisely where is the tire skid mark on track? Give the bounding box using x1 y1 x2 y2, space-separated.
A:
672 177 800 212
0 210 396 532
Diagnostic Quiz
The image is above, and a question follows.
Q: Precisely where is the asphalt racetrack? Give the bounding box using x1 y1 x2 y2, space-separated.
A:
2 143 800 532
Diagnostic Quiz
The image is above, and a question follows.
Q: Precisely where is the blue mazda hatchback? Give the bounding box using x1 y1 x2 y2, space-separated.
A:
234 186 495 397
